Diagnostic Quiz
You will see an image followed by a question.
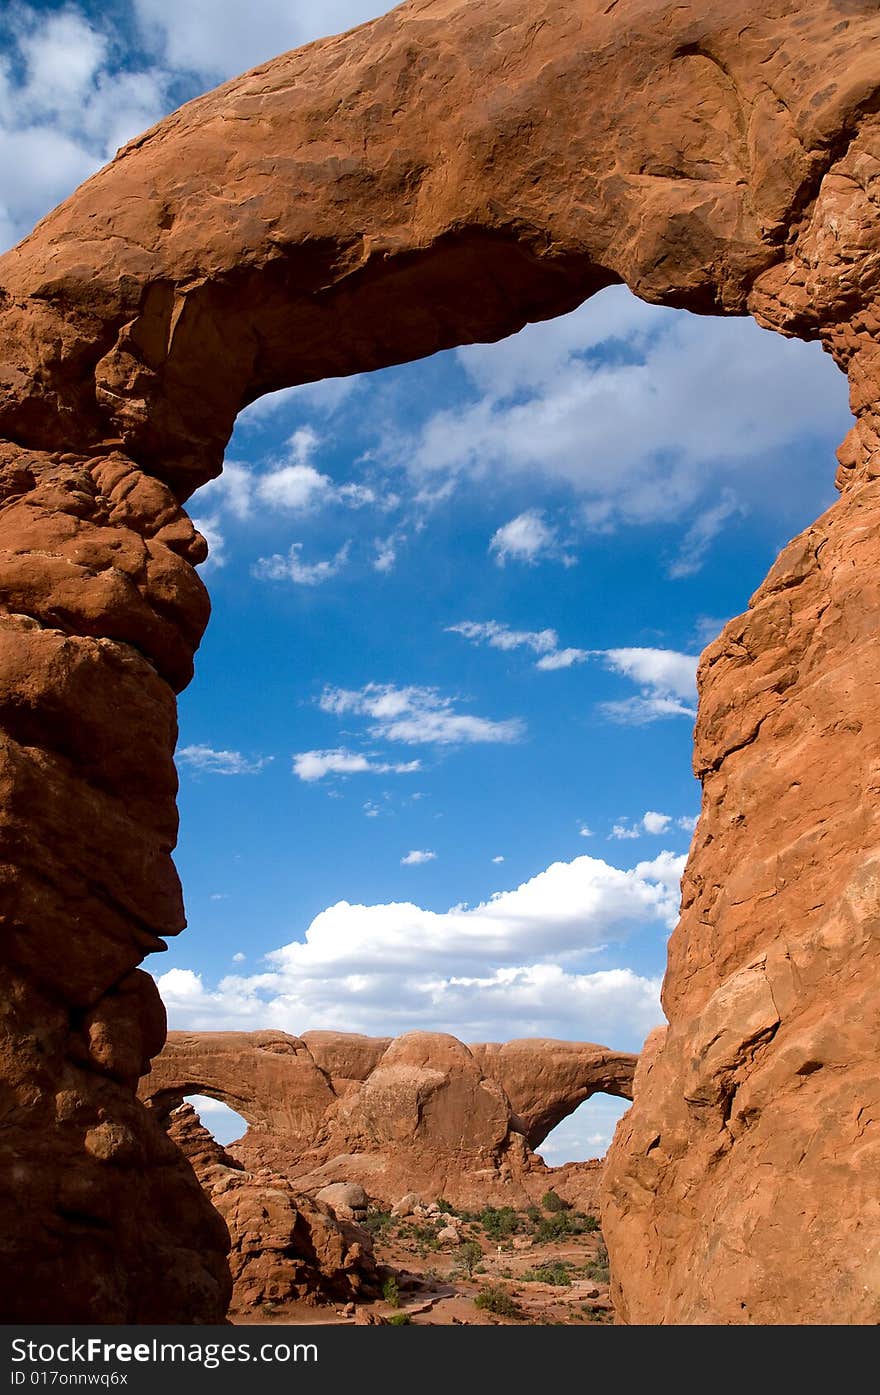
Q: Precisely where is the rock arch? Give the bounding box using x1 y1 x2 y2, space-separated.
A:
1 0 880 1322
140 1029 636 1166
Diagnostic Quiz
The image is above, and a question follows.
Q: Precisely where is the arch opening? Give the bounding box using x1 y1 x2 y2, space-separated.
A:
184 1096 248 1150
535 1095 632 1168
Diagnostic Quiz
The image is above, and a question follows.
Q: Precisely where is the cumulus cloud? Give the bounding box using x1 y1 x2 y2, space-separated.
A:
401 849 437 866
0 6 176 251
177 745 272 775
319 682 524 746
611 811 697 840
232 952 246 963
598 646 698 724
394 285 850 553
133 0 389 81
492 854 505 863
253 540 351 585
447 620 588 673
154 850 680 1043
489 511 573 567
292 748 421 782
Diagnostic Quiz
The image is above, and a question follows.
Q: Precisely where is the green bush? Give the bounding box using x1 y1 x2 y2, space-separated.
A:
479 1206 521 1240
382 1276 401 1309
387 1312 411 1325
397 1222 440 1253
436 1198 456 1215
533 1210 602 1243
473 1285 523 1319
541 1189 569 1213
362 1209 393 1239
454 1240 483 1279
521 1262 572 1287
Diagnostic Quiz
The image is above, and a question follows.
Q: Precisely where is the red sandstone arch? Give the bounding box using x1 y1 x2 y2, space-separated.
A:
2 0 880 1323
140 1030 636 1153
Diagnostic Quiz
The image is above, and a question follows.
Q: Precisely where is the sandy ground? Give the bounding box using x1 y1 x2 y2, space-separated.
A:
231 1204 614 1327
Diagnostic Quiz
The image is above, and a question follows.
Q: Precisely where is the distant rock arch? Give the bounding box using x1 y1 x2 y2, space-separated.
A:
140 1029 637 1201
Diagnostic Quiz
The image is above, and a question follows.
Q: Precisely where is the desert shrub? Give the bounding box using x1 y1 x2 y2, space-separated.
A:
479 1206 521 1240
387 1312 411 1325
541 1189 569 1212
474 1285 523 1319
436 1197 456 1215
362 1208 393 1239
533 1209 601 1243
521 1262 572 1287
583 1241 610 1283
525 1205 542 1225
453 1240 483 1279
382 1276 401 1309
397 1222 440 1253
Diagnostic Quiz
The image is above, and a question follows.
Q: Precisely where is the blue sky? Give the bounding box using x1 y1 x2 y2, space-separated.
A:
0 2 854 1160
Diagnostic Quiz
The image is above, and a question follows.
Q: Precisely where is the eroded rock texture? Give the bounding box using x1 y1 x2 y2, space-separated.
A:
162 1104 380 1313
2 0 880 1322
141 1030 634 1209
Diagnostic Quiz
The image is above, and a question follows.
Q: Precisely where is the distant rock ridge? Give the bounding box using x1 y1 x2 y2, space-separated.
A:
141 1029 637 1211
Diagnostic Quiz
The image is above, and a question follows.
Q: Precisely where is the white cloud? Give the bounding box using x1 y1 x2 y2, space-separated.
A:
155 850 679 1043
611 823 641 841
232 952 246 963
492 855 505 863
611 811 692 839
601 648 697 700
373 534 401 573
394 285 850 543
401 849 437 866
238 376 362 424
191 516 226 569
132 0 390 81
0 7 175 251
598 646 698 724
669 491 746 578
177 745 272 775
448 619 588 673
578 824 593 838
253 540 351 585
292 748 421 783
319 682 523 746
535 647 588 671
489 511 572 567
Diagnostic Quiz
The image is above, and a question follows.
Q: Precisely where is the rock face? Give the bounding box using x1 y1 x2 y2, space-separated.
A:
2 0 880 1322
164 1104 379 1312
141 1030 635 1208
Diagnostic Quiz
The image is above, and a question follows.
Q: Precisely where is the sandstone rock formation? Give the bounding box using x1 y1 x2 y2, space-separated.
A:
141 1029 634 1209
2 0 880 1323
163 1104 380 1312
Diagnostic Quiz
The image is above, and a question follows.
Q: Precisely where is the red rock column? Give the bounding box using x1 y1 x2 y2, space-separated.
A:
602 121 880 1325
0 443 230 1321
